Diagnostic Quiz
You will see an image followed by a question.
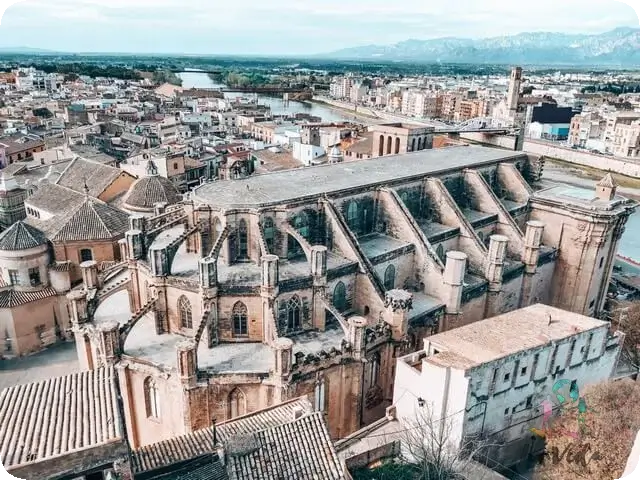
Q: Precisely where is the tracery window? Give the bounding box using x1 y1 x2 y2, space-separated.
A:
232 301 248 336
144 377 161 419
229 388 246 418
333 282 347 312
178 295 193 329
287 295 302 331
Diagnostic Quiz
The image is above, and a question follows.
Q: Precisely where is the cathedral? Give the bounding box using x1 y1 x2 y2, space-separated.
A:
67 145 635 448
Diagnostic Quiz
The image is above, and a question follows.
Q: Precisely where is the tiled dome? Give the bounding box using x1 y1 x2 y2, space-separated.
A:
124 175 183 212
0 221 47 251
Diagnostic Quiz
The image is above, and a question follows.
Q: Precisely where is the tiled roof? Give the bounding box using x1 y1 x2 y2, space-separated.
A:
0 221 47 251
0 367 124 469
597 173 617 189
225 412 344 480
25 182 86 215
132 398 313 474
56 157 125 198
0 287 58 308
52 198 130 242
124 175 183 211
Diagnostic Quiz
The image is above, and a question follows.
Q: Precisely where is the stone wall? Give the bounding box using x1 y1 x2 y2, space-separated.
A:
523 139 640 178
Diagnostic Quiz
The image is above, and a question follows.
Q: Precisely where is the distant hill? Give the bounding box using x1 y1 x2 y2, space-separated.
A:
0 46 61 55
321 27 640 66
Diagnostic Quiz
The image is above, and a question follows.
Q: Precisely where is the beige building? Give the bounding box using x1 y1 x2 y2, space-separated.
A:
369 122 435 156
68 145 634 452
603 111 640 151
0 221 72 357
612 120 640 159
568 111 606 148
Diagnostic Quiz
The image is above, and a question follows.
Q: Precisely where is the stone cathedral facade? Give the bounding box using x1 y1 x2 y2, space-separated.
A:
67 145 635 449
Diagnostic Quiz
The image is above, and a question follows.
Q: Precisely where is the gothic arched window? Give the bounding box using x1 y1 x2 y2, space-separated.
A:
178 295 192 329
411 138 416 151
384 264 396 291
386 136 392 155
346 201 359 234
394 137 400 154
314 378 326 412
417 137 423 151
287 295 302 332
144 377 161 419
436 244 445 262
237 219 248 260
232 301 248 336
263 217 275 253
378 135 384 157
229 388 246 419
294 212 310 240
333 282 347 312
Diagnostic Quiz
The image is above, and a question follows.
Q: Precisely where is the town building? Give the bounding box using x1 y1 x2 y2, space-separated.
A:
568 111 607 149
369 123 435 156
0 366 129 479
0 133 45 167
67 145 634 452
612 120 640 159
526 103 578 141
603 111 640 152
393 304 624 467
0 221 73 357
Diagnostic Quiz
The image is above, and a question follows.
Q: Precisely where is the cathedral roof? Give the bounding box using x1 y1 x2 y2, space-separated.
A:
0 221 47 251
597 173 617 189
51 198 130 242
55 156 127 198
124 175 183 211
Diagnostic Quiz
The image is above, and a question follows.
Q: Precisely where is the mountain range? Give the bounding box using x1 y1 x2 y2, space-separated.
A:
321 27 640 66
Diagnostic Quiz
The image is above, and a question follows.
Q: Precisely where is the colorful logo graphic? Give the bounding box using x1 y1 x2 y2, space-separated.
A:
530 379 589 440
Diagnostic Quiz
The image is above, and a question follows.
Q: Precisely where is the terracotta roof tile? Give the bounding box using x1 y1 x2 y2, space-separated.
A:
0 287 58 308
0 367 125 470
52 198 130 242
56 157 126 198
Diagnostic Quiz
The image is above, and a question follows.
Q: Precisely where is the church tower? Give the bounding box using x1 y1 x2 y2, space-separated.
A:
529 174 635 317
0 174 27 231
507 66 522 120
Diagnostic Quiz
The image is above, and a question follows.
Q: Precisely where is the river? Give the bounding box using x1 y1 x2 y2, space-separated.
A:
177 70 354 123
178 70 640 260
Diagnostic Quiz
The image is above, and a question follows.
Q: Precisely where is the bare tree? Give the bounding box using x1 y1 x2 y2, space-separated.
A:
397 406 494 480
612 301 640 375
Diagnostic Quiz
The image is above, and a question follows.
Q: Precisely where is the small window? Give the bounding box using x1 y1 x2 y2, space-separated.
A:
8 269 19 286
599 257 604 269
580 346 585 353
314 380 326 412
80 248 93 262
589 299 595 309
521 366 527 376
173 162 178 169
504 408 509 416
526 395 533 408
504 373 510 382
28 267 41 287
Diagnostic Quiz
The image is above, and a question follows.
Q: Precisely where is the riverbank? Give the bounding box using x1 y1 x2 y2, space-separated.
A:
544 159 640 197
309 98 382 122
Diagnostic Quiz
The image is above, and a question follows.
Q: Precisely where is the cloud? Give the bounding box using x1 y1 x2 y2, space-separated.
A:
0 0 637 54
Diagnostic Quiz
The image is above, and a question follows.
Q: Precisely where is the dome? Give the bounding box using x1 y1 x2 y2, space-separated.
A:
329 146 342 157
0 221 47 251
123 175 183 212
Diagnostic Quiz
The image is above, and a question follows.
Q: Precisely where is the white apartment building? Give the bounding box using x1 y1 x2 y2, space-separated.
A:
568 112 606 148
350 82 369 104
603 111 640 151
612 120 640 159
393 304 623 467
401 89 438 118
329 76 355 100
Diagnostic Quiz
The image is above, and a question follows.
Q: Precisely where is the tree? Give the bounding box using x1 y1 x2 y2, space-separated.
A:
351 406 493 480
612 301 640 376
535 379 640 480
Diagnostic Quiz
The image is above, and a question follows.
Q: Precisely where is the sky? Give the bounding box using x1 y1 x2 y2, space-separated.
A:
0 0 637 55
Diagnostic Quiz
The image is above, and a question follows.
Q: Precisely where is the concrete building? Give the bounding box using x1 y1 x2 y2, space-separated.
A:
612 120 640 159
369 123 435 156
603 111 640 152
68 145 634 451
393 304 623 467
568 112 607 148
